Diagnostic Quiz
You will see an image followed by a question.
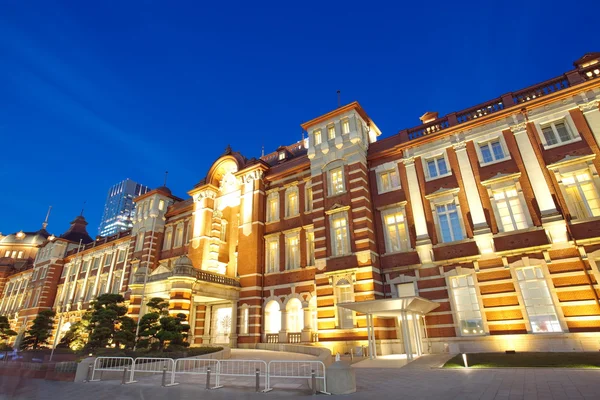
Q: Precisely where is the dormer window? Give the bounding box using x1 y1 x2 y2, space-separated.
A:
278 152 286 161
327 125 336 140
314 130 322 145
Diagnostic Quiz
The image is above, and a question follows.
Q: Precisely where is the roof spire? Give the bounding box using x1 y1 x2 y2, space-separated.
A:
80 200 86 217
337 90 341 108
42 206 52 230
261 144 264 157
163 170 169 187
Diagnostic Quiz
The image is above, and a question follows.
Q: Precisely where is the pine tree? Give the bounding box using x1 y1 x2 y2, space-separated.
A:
0 316 17 347
136 297 168 349
86 294 128 350
20 310 55 350
58 312 90 351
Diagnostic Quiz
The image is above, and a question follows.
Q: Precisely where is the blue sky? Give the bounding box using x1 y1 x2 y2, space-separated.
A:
1 0 598 237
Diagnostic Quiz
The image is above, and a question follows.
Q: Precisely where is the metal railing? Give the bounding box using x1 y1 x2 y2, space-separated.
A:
131 357 175 385
172 358 219 387
266 360 327 393
216 359 268 390
90 357 134 382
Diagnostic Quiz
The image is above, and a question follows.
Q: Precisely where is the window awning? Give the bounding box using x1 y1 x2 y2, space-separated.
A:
338 296 439 317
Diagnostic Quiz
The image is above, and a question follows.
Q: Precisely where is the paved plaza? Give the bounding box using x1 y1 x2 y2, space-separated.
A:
2 351 600 400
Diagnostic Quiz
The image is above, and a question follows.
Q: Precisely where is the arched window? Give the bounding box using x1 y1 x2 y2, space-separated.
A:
264 300 281 334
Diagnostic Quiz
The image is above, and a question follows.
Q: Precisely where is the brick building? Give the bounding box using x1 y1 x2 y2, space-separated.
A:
2 53 600 355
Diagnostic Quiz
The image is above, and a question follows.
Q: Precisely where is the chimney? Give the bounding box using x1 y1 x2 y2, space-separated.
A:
420 111 439 124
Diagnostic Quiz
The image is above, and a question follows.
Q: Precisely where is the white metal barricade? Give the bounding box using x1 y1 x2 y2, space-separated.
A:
172 358 219 386
216 359 268 391
90 357 134 382
266 360 328 393
131 357 177 386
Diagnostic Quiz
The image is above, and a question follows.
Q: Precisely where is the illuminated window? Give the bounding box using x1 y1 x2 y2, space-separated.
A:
32 269 38 281
435 202 463 243
541 120 575 146
426 154 449 179
313 130 322 145
4 251 9 257
266 193 279 223
174 224 184 248
285 232 300 270
561 171 600 220
158 199 165 211
92 257 101 270
111 273 121 293
285 187 299 218
306 230 315 266
342 119 350 134
382 208 409 253
278 152 285 161
17 251 23 259
335 278 354 329
492 187 528 232
330 212 350 256
240 306 249 335
305 185 313 213
220 220 228 242
163 229 173 250
135 232 145 252
40 267 47 279
104 253 113 266
479 139 506 164
81 260 90 273
377 168 400 193
118 250 126 263
265 237 279 273
329 167 345 196
516 266 562 333
327 125 336 140
450 275 485 336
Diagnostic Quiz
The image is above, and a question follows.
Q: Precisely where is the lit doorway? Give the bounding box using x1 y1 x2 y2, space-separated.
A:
211 306 232 344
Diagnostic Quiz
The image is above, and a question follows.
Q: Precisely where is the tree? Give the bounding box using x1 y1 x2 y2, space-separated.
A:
0 316 17 345
114 316 136 349
156 313 190 349
20 310 56 350
136 297 168 349
86 294 128 350
58 312 90 351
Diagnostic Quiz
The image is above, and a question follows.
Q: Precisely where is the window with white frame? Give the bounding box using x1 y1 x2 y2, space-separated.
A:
435 202 463 243
377 168 401 193
426 154 449 179
329 167 345 196
17 251 23 259
516 266 562 333
541 119 576 146
32 289 41 307
285 232 300 270
118 249 126 263
335 278 354 329
60 266 68 278
4 251 9 257
82 260 90 273
265 236 279 273
266 192 279 222
306 230 315 266
278 151 285 161
240 306 249 335
104 253 113 266
174 224 184 248
163 228 173 250
111 274 121 294
32 269 38 281
158 199 165 211
186 222 192 243
450 275 485 336
327 125 336 140
135 232 145 252
313 130 322 145
92 257 101 270
285 187 299 218
330 212 350 256
561 171 600 220
382 207 409 253
220 219 228 242
342 119 350 134
479 139 507 164
40 267 47 279
492 187 528 232
305 185 313 213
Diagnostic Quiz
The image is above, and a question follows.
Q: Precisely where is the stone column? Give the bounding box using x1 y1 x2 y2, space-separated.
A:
403 157 432 263
203 305 212 344
229 301 238 347
279 310 288 343
401 311 413 361
301 306 312 342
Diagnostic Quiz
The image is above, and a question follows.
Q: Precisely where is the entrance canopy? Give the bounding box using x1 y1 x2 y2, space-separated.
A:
338 297 439 361
338 296 439 316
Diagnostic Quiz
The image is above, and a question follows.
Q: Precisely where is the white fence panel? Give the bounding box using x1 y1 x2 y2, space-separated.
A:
172 358 219 386
216 359 268 390
132 357 175 384
90 357 134 382
267 360 327 393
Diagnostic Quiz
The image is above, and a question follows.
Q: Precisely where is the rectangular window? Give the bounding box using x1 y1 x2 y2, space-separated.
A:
382 208 408 253
240 307 249 335
450 275 485 335
542 120 574 146
327 125 335 140
163 230 173 250
397 282 416 297
331 213 350 256
493 188 528 232
305 186 313 213
479 140 506 164
436 202 463 243
265 238 279 273
32 269 38 281
174 225 184 248
329 167 344 195
82 260 90 273
17 251 23 259
427 155 449 179
118 250 126 263
342 119 350 134
314 130 322 145
278 152 285 161
60 266 68 278
286 189 299 217
135 232 144 252
335 280 354 329
285 233 300 270
158 199 165 211
306 231 315 266
562 171 600 220
267 194 279 222
32 289 41 307
4 251 9 257
92 257 100 270
40 267 47 279
104 253 113 266
111 274 121 294
378 169 400 193
516 266 561 333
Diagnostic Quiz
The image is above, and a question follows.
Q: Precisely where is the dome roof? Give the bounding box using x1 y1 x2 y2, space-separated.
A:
0 229 50 246
155 186 172 195
174 255 193 268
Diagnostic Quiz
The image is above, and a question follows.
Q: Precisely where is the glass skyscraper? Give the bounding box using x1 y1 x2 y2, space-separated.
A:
98 179 150 237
